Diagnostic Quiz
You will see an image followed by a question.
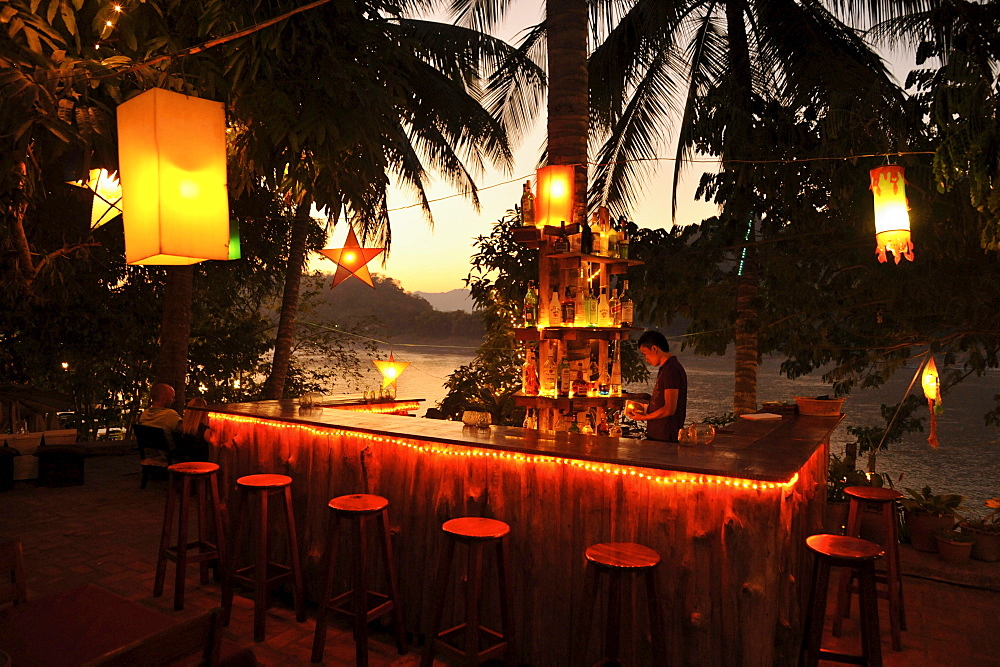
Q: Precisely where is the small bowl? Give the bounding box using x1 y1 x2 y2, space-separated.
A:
794 396 846 416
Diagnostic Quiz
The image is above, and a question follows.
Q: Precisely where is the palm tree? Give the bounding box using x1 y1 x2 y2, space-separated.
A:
203 0 543 398
588 0 907 413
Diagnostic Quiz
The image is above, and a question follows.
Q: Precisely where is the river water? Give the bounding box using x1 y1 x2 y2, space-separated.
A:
326 346 999 510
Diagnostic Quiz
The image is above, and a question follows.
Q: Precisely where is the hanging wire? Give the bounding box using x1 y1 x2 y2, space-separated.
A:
867 351 931 471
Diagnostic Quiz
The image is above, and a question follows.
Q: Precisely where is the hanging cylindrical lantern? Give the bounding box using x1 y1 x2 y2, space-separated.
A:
870 165 914 264
534 165 575 230
921 355 941 448
117 88 231 265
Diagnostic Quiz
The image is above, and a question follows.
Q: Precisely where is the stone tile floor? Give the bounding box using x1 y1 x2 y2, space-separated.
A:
2 451 999 666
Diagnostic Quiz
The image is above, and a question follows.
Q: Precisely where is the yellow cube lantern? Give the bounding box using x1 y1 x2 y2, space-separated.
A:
117 88 230 264
870 165 914 264
533 165 575 229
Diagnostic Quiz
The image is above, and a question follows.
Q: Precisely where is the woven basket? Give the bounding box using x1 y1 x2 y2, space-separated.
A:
794 396 846 416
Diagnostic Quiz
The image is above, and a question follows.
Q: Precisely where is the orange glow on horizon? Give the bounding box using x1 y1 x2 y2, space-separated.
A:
208 412 798 492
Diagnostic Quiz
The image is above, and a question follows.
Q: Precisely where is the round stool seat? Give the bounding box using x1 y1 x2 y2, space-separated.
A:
237 473 292 489
168 461 219 476
586 542 661 570
844 486 903 502
442 517 509 540
329 494 388 515
806 534 883 561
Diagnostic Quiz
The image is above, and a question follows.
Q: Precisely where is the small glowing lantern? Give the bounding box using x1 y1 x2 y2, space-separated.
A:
318 226 384 288
117 88 231 264
373 352 409 391
870 165 913 264
533 165 575 229
921 355 941 448
69 168 122 228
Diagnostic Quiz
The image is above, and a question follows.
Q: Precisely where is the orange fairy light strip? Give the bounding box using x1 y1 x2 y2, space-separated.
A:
208 413 798 492
329 402 421 414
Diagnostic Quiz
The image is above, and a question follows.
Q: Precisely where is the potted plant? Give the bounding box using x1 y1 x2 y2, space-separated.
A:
959 497 1000 562
825 454 871 534
934 528 975 564
901 486 965 552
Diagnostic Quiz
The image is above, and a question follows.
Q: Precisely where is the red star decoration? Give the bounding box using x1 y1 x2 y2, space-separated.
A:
318 226 384 288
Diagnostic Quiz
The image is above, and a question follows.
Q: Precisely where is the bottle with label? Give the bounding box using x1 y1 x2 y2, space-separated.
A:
609 288 621 326
572 370 588 397
522 347 539 396
607 225 620 258
619 280 634 327
541 344 557 395
521 181 535 226
599 366 611 396
618 220 629 259
522 408 536 429
553 221 570 253
585 287 599 326
610 341 622 396
558 346 571 397
580 214 593 255
548 286 561 326
568 414 581 434
523 280 539 326
598 287 611 326
561 285 576 325
574 268 587 325
608 413 622 437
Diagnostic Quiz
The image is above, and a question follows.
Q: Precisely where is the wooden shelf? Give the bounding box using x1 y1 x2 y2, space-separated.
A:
546 251 642 267
514 392 650 411
515 326 640 342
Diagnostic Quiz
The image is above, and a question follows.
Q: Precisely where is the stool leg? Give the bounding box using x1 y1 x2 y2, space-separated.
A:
354 514 370 667
197 478 211 586
282 485 307 623
833 501 862 634
605 570 623 664
153 474 178 598
857 562 883 667
465 541 485 664
644 566 667 662
174 475 192 610
253 489 269 642
577 562 600 665
311 511 341 663
377 509 407 655
882 503 904 646
800 554 830 667
422 538 455 667
221 485 246 627
496 537 514 667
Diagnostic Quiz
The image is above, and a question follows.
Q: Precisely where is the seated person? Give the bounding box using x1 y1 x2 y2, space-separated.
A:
178 397 212 461
138 383 203 462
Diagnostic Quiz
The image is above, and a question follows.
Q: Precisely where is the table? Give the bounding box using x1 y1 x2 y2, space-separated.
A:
203 400 842 665
0 585 177 665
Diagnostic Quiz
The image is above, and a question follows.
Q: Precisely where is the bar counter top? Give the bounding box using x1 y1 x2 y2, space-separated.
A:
205 400 843 483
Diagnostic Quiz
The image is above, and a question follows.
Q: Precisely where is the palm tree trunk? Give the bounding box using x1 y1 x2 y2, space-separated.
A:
262 200 312 399
733 220 758 415
546 0 589 201
155 265 195 411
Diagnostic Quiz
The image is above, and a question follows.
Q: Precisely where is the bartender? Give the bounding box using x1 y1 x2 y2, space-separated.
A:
630 330 687 442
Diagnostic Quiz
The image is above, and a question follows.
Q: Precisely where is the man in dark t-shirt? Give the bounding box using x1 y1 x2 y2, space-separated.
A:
631 330 687 442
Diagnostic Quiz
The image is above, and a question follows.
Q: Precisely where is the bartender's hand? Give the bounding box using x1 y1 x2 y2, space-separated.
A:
626 402 648 420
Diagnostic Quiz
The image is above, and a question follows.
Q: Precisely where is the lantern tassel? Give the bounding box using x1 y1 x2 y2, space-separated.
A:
926 397 940 448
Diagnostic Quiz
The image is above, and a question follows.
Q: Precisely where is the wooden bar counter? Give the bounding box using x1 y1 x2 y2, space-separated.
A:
202 401 841 665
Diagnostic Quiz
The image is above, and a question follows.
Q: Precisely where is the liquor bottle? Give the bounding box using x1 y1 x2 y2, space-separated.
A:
520 181 535 226
541 344 557 395
608 413 622 437
618 219 630 259
558 346 571 397
548 286 561 326
561 285 576 325
590 213 603 256
568 414 581 434
585 287 599 327
599 366 611 396
609 288 621 326
572 370 588 397
553 220 570 253
580 214 593 255
610 341 622 396
574 268 587 325
598 287 611 326
523 280 539 327
522 347 539 396
596 412 610 436
619 280 634 327
607 225 620 258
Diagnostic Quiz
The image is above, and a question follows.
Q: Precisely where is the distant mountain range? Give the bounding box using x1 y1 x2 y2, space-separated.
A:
413 289 476 313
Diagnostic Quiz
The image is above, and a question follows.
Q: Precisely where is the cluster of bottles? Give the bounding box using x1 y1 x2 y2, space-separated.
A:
521 341 623 399
522 406 623 436
550 210 630 260
522 278 634 328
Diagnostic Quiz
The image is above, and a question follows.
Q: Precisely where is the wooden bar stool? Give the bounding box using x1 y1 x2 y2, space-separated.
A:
578 542 666 665
833 486 905 651
153 462 227 611
422 517 513 666
311 494 406 666
221 473 306 641
801 534 883 667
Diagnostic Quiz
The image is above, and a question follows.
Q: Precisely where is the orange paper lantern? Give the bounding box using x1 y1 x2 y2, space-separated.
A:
921 355 941 448
534 165 575 229
870 165 914 264
117 88 231 264
69 168 122 229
